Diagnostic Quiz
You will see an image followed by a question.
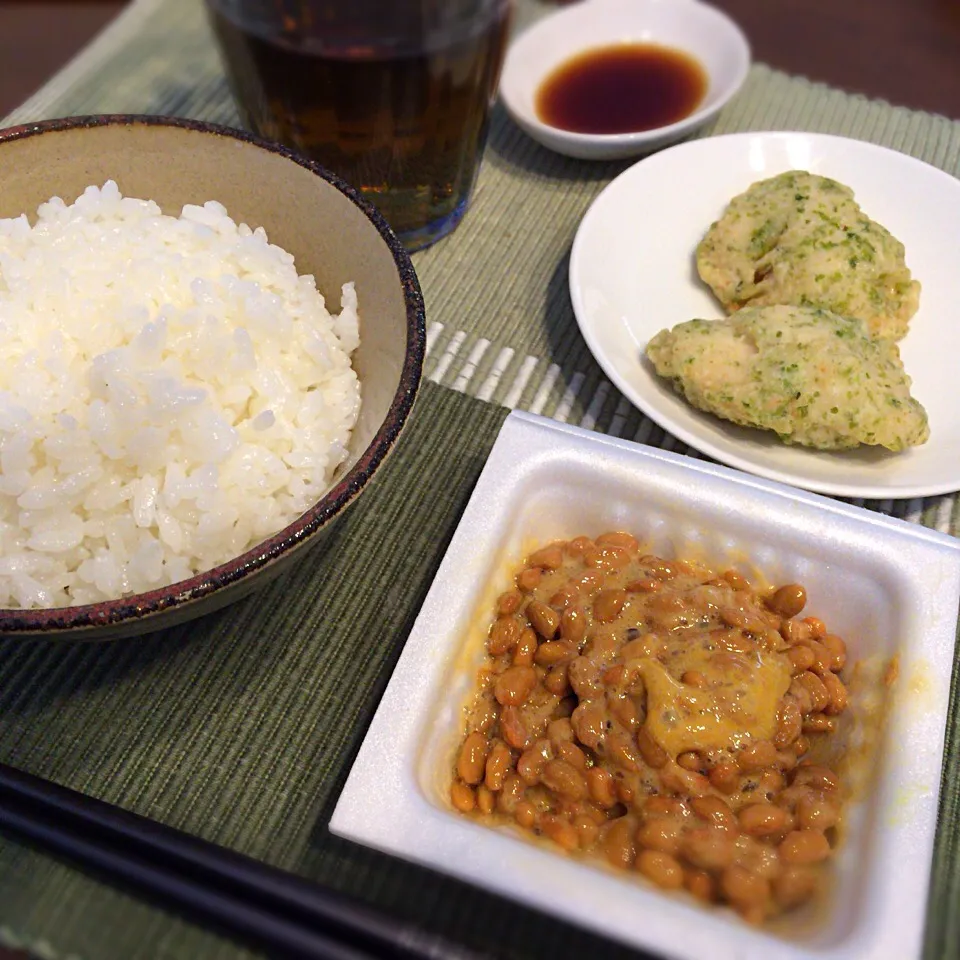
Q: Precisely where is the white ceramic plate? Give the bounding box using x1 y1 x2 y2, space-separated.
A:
499 0 750 160
331 410 960 960
568 131 960 499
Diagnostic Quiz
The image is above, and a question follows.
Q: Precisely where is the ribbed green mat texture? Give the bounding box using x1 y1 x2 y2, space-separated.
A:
1 0 960 957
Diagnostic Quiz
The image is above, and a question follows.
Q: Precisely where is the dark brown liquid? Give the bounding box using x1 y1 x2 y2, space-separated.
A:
208 4 509 246
535 43 707 135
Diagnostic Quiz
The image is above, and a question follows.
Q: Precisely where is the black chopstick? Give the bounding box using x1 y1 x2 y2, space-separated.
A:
0 763 488 960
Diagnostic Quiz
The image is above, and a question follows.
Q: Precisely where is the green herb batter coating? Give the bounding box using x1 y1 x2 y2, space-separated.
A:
646 305 929 451
696 171 919 341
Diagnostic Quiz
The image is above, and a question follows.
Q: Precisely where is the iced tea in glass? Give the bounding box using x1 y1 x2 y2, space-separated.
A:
207 0 511 250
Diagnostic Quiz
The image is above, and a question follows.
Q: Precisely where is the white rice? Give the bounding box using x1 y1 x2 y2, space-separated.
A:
0 181 361 609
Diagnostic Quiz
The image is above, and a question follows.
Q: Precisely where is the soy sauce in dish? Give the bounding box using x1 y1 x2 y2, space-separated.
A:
535 43 708 135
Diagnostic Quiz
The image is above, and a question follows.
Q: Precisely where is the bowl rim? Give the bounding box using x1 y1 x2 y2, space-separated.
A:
499 0 752 150
0 113 426 637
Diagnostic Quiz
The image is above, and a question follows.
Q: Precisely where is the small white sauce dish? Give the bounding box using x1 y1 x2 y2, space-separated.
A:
499 0 751 160
332 410 960 960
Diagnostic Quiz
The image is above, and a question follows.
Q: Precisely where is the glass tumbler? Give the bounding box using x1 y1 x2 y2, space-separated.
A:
206 0 512 251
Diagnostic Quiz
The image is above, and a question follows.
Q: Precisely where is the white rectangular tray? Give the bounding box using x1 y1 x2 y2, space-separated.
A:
331 410 960 960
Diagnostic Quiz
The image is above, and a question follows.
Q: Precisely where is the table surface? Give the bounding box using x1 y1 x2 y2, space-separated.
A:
1 0 959 120
0 3 958 960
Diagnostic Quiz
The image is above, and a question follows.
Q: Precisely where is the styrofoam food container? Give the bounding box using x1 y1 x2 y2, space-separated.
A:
331 410 960 960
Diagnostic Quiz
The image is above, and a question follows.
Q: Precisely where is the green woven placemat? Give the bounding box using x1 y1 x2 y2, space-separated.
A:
2 0 960 957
